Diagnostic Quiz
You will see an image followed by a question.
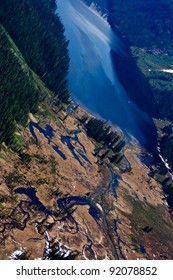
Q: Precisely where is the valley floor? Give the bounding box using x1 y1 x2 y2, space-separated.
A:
0 103 173 260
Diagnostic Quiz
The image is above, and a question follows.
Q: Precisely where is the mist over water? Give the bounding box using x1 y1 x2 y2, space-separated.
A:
57 0 157 150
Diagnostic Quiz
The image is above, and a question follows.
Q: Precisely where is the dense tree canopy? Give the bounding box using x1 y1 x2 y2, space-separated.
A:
108 0 173 54
106 0 173 121
0 0 70 103
0 0 70 145
0 26 39 144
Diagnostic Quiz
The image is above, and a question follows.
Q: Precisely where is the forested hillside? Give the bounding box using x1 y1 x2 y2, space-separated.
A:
107 0 173 169
107 0 173 121
0 0 70 146
0 0 70 103
0 25 40 145
131 49 173 121
108 0 173 55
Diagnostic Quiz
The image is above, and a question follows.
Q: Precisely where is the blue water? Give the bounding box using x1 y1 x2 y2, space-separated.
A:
29 121 90 163
52 145 67 160
111 174 121 200
15 187 51 215
29 122 54 144
61 135 83 166
60 130 91 166
57 196 99 220
140 244 146 254
57 0 157 150
78 151 91 164
73 130 86 153
29 122 66 160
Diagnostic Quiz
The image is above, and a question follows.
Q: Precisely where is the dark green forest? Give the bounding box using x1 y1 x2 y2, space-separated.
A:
0 0 70 103
0 26 39 144
82 117 120 145
160 125 173 171
107 0 173 121
107 0 173 54
131 49 173 121
110 50 157 117
80 116 125 164
0 0 70 145
107 0 173 169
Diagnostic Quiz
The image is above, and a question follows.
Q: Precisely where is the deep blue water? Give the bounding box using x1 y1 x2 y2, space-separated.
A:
29 122 54 144
60 131 91 166
61 135 83 166
15 187 51 215
140 244 146 254
73 130 86 153
57 196 100 220
16 188 99 220
78 151 91 164
57 0 157 151
52 145 67 160
29 121 66 160
29 122 91 163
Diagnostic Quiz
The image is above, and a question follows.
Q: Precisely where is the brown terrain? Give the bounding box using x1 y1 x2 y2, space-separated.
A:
0 100 173 260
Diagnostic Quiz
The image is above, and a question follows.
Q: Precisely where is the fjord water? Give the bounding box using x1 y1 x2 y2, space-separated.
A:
57 0 156 150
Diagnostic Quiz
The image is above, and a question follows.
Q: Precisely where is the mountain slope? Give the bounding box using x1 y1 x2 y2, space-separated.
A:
106 0 173 174
0 25 39 144
0 0 70 103
0 0 173 260
107 0 173 55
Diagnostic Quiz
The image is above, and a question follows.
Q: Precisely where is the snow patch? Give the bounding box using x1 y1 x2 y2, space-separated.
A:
148 68 173 74
10 250 24 260
157 146 173 179
160 69 173 74
44 232 75 259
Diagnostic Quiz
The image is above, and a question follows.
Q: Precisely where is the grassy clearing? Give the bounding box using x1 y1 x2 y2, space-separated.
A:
129 197 173 244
